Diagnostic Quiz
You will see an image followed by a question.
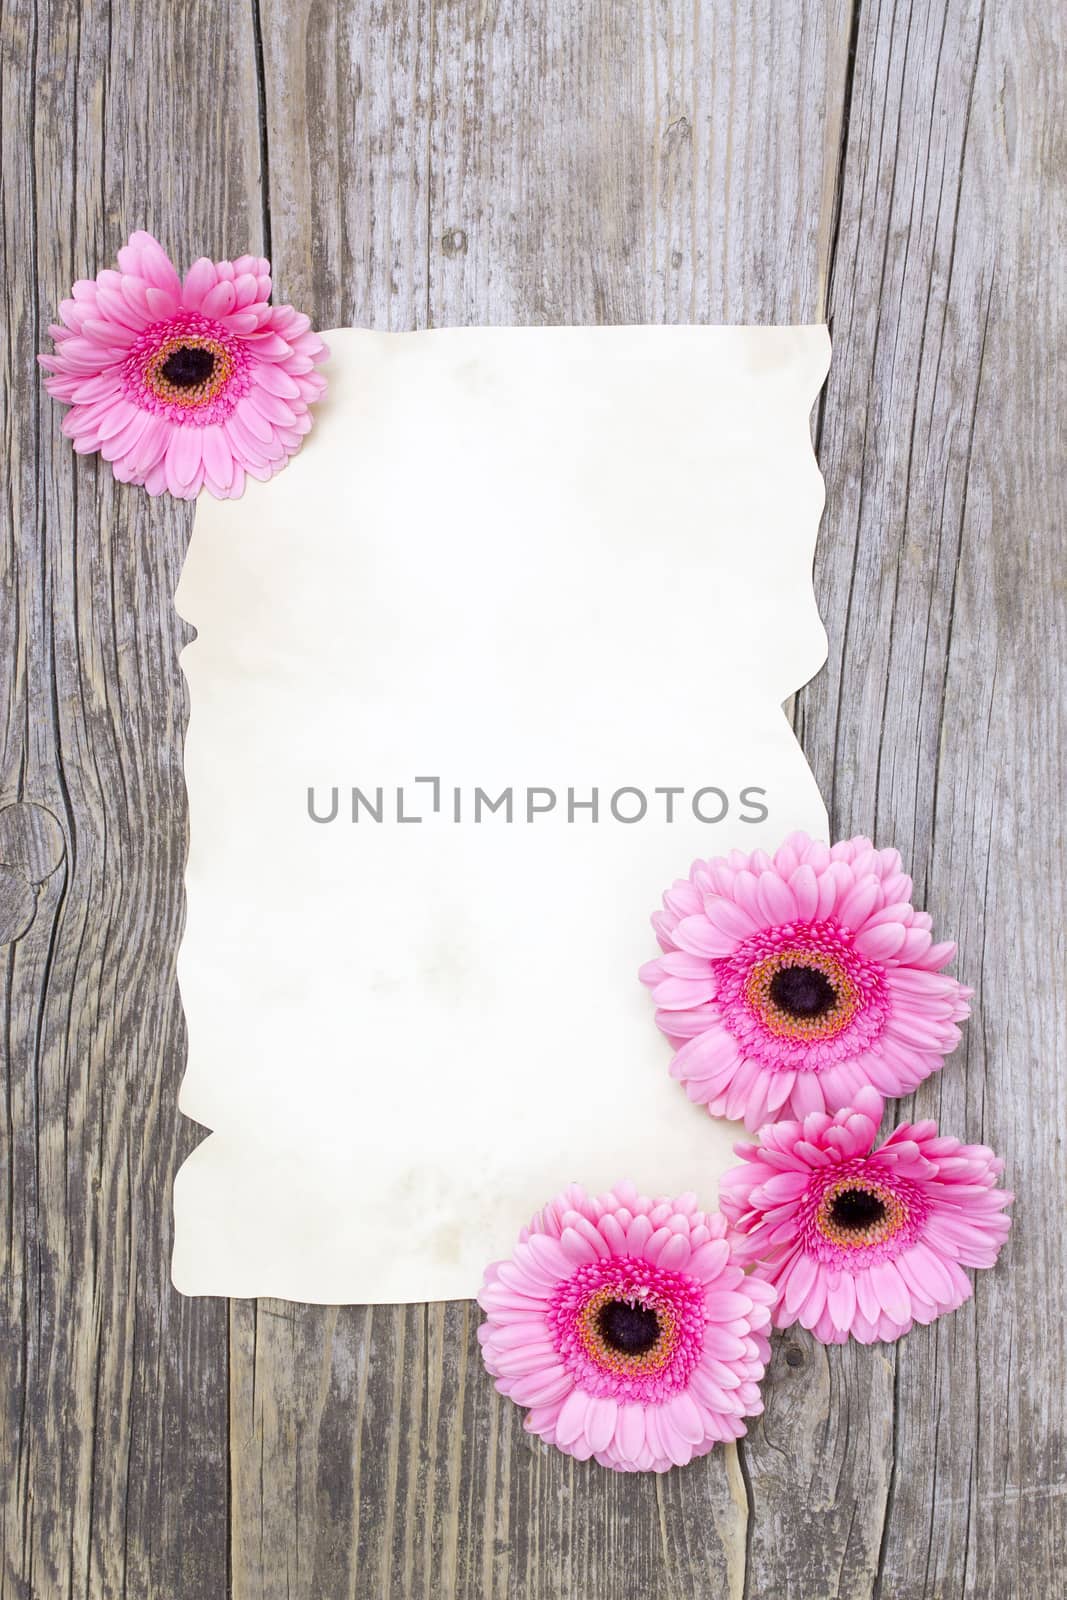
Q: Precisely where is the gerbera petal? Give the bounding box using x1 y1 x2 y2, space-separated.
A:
524 1233 571 1280
584 1396 618 1453
910 939 959 971
145 285 180 319
897 928 934 963
617 1403 646 1463
235 394 276 443
509 1367 572 1406
781 1251 817 1319
788 863 820 920
853 921 908 961
182 256 218 309
835 875 882 930
670 1028 741 1090
219 310 262 336
559 1226 598 1265
247 385 298 427
796 1268 827 1327
666 1390 705 1445
224 412 282 466
884 1013 950 1048
69 372 125 405
756 1169 809 1203
94 284 149 331
703 896 761 942
95 398 140 441
665 915 727 958
99 409 154 461
166 425 203 489
652 976 717 1009
201 279 237 318
826 1272 857 1331
246 330 293 359
763 1068 798 1115
251 359 302 399
554 1387 589 1447
895 1247 947 1308
656 1408 695 1467
200 424 235 492
125 231 183 295
723 1055 763 1122
50 336 125 372
789 1072 825 1117
688 1238 731 1280
132 415 172 473
755 870 797 925
655 1233 692 1272
232 271 261 308
868 1260 912 1324
120 275 154 320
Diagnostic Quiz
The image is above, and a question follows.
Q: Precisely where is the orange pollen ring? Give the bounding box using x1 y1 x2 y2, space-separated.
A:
578 1287 677 1375
816 1179 907 1250
144 336 233 406
744 947 860 1040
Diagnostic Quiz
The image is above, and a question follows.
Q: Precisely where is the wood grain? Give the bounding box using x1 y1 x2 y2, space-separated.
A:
2 1 1063 1597
793 4 1067 1595
2 4 261 1598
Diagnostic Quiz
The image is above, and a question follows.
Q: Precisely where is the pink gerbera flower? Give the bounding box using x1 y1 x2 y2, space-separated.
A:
38 230 328 499
720 1088 1012 1344
478 1181 775 1472
640 832 971 1130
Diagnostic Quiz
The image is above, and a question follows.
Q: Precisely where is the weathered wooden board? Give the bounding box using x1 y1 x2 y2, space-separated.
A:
1 2 1063 1597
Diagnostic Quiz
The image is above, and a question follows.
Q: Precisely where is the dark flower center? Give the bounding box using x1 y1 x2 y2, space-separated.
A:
769 963 837 1018
596 1299 660 1355
828 1188 886 1232
160 345 217 388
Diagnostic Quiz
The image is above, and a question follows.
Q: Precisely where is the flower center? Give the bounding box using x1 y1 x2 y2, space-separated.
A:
816 1180 906 1249
160 345 217 388
548 1257 707 1400
769 964 837 1018
596 1299 660 1355
829 1187 885 1231
575 1285 678 1376
743 944 861 1042
143 333 234 408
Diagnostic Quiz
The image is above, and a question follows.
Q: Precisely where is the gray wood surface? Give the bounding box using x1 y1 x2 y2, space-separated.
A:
1 1 1063 1596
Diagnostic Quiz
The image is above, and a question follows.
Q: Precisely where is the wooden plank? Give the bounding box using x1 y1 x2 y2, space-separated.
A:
777 1 1067 1596
233 4 852 1598
0 3 263 1597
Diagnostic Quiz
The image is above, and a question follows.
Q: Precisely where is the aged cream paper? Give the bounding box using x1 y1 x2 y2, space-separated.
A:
172 325 831 1303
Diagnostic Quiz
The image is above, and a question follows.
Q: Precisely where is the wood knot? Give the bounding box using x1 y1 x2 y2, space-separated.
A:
441 227 468 258
0 801 66 945
784 1343 806 1369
